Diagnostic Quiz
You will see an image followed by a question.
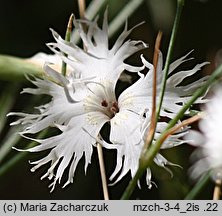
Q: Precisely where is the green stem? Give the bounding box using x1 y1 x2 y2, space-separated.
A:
62 14 74 76
108 0 144 38
120 0 185 200
121 167 144 200
84 0 107 20
185 172 211 200
141 0 184 157
165 62 222 131
156 0 184 121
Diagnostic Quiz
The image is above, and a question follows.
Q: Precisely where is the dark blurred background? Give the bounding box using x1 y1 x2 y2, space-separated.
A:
0 0 221 199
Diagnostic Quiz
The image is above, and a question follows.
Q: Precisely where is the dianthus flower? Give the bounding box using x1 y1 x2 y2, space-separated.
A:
8 12 208 191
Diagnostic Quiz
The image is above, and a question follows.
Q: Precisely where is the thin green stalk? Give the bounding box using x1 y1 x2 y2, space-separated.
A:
0 129 48 176
108 0 144 38
121 167 145 200
62 14 74 76
121 62 222 199
141 0 184 157
120 0 185 200
84 0 107 20
156 0 184 121
0 85 21 163
164 62 222 131
185 172 211 200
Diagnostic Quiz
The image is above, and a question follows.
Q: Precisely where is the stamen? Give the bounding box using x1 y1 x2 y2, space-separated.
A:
110 101 119 114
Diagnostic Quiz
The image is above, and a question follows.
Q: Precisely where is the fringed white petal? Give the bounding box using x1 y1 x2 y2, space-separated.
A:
48 12 147 85
109 110 144 184
23 113 108 191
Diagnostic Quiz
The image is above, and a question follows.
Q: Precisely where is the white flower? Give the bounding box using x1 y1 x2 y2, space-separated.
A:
8 12 146 191
9 50 208 191
8 11 209 191
185 87 222 182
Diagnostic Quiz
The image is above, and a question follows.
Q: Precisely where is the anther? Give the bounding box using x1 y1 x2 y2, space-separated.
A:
110 101 119 114
101 100 108 107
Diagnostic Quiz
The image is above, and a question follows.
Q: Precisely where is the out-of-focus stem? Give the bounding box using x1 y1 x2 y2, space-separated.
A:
184 172 211 199
213 179 222 200
97 143 109 200
78 0 86 19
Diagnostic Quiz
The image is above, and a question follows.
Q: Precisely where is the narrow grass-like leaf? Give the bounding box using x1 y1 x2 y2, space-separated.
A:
108 0 144 38
0 126 21 164
185 171 211 199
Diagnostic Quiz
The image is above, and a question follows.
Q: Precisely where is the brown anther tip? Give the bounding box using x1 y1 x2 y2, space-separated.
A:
67 14 74 32
110 101 119 114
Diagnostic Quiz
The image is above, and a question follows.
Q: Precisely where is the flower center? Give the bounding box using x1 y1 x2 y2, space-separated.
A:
101 99 119 118
101 100 108 107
